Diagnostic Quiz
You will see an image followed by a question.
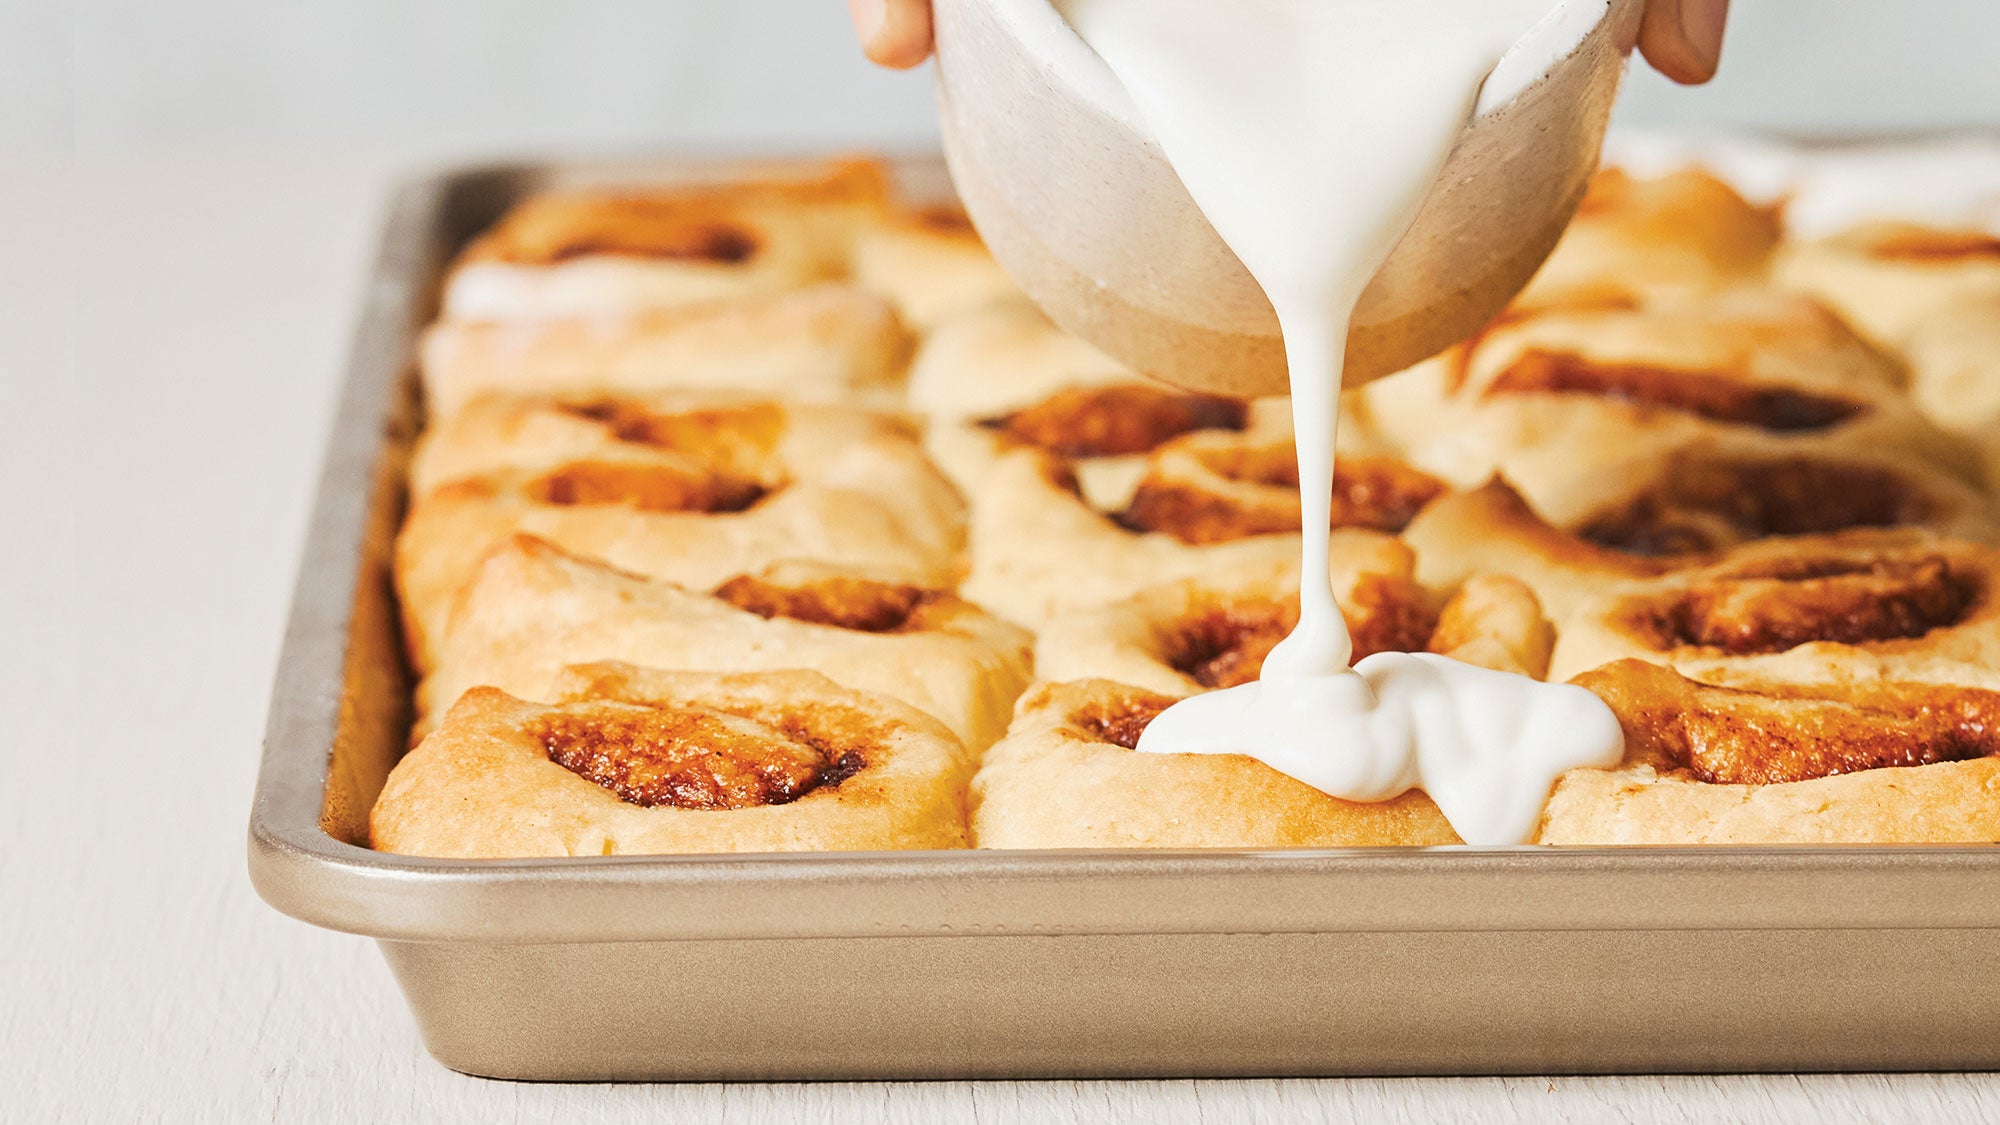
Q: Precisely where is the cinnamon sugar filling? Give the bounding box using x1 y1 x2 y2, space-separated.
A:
1118 446 1446 545
1578 456 1932 556
1167 599 1295 689
535 704 865 809
1575 659 2000 785
913 205 978 236
1862 229 2000 263
529 461 770 514
984 384 1248 458
540 222 759 265
714 573 942 633
1486 349 1865 432
1620 555 1981 655
1071 690 1178 750
1165 574 1441 688
554 398 785 455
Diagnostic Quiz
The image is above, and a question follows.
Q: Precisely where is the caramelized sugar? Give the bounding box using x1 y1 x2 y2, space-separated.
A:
987 384 1248 458
554 398 785 455
535 704 862 809
1864 228 2000 263
1168 599 1296 689
1579 456 1931 556
714 572 939 633
529 462 768 514
1165 575 1438 689
1487 349 1865 432
1119 444 1445 545
1072 690 1178 750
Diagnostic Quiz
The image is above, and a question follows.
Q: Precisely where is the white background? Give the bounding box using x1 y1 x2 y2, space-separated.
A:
7 0 2000 155
7 1 2000 1120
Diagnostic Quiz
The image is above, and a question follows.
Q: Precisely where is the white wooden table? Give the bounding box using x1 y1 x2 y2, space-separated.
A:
8 148 1996 1123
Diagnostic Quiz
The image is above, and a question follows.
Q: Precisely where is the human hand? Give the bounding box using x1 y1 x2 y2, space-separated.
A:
849 0 1728 84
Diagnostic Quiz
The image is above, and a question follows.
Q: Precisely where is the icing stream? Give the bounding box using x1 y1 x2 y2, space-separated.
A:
1055 0 1626 844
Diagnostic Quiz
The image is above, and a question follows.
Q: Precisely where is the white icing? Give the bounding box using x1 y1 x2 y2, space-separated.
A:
1054 0 1627 845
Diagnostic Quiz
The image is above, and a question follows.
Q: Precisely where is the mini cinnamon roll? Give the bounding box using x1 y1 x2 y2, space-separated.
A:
395 394 965 669
1403 480 1671 619
421 536 1031 750
440 158 890 321
962 431 1448 628
906 300 1197 496
371 663 971 857
1405 443 1998 621
1033 534 1554 694
1541 658 2000 844
969 680 1459 848
1512 167 1780 312
851 203 1021 330
420 284 912 418
1774 220 2000 348
1547 535 2000 682
1362 287 1977 497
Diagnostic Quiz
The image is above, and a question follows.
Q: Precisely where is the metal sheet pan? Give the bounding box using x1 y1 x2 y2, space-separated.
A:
248 155 2000 1080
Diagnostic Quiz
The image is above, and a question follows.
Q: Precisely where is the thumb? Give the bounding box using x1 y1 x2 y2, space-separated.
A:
1638 0 1729 85
850 0 935 69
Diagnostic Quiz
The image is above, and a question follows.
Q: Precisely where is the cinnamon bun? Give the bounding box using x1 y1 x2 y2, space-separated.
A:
1542 657 2000 844
962 431 1447 627
372 663 972 857
1547 534 2000 682
420 536 1031 750
419 284 912 419
969 680 1459 848
440 158 890 321
1034 532 1552 694
1406 440 1997 621
1362 287 1976 497
395 394 965 668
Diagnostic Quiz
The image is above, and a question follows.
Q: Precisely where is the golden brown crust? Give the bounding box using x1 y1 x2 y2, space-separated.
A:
419 538 1029 750
970 680 1460 848
372 666 970 857
850 202 1021 329
1514 168 1781 311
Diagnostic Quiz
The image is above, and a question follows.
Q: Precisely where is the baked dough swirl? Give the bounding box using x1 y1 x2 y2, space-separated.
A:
420 536 1031 750
372 663 972 857
1542 657 2000 844
1034 531 1553 694
439 158 890 321
1547 534 2000 682
970 680 1459 849
421 284 913 418
963 429 1446 627
395 393 965 668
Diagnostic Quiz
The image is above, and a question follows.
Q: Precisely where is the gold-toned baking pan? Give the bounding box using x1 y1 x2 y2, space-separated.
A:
248 155 2000 1080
